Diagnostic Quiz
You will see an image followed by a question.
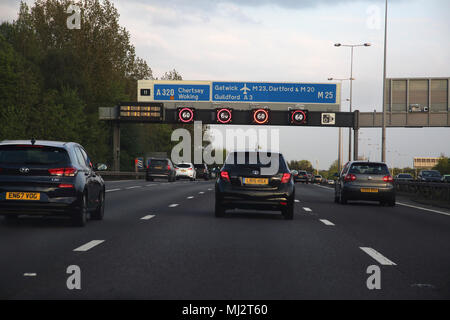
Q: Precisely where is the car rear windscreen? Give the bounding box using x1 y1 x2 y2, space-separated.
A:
177 163 191 168
149 159 167 167
422 171 441 177
349 163 389 175
0 145 70 166
225 152 288 171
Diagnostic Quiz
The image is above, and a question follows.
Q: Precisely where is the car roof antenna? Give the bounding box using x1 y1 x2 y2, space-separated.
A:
31 138 36 145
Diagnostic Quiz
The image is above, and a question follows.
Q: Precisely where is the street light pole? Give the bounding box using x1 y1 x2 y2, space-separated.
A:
334 42 371 162
381 0 388 163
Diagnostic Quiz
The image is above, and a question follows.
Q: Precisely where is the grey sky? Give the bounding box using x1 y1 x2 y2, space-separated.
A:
1 0 449 169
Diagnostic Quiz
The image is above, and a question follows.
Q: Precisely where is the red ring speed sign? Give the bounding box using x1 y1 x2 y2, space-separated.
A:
178 107 194 123
291 110 307 125
253 109 269 124
216 108 232 124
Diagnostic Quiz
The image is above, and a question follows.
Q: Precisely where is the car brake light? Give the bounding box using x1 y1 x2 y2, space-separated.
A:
49 167 77 177
383 175 393 182
344 174 357 182
281 173 291 183
58 184 74 188
188 168 193 170
220 171 230 182
167 165 171 170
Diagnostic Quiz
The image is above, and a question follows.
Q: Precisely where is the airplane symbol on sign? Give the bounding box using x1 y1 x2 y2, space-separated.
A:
240 83 250 95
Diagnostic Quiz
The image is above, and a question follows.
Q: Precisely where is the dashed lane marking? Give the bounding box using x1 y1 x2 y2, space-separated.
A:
169 204 179 208
303 207 312 212
141 215 155 220
360 247 396 266
74 240 105 252
126 186 141 190
106 188 121 193
319 219 335 226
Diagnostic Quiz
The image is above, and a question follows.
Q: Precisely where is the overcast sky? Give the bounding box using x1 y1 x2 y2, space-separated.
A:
2 0 449 169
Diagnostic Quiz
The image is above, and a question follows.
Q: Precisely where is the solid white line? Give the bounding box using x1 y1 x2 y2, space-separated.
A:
169 204 179 208
187 196 194 199
303 207 312 212
106 188 121 193
23 273 37 277
74 240 105 252
126 186 141 189
141 215 155 220
397 202 450 217
319 219 335 226
360 247 396 266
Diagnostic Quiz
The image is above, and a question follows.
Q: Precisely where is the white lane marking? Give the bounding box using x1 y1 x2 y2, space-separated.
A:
208 188 213 191
199 191 205 194
74 240 105 252
295 199 300 203
146 184 156 187
397 202 450 217
126 186 141 190
106 188 121 193
319 219 335 226
187 196 194 199
303 207 312 212
141 215 155 220
169 204 179 208
314 185 334 190
23 273 37 277
360 247 396 266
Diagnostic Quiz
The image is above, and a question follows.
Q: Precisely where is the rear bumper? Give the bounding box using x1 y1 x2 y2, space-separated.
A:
0 197 79 216
343 185 395 201
216 183 294 210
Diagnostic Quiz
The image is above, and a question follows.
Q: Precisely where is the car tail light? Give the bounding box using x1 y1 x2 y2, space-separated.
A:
281 173 291 183
344 174 357 182
383 175 394 182
188 168 193 170
49 167 77 177
167 165 171 170
280 202 287 206
220 171 230 182
58 184 74 188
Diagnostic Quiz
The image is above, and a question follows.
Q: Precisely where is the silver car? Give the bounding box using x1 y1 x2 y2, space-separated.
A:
334 161 395 206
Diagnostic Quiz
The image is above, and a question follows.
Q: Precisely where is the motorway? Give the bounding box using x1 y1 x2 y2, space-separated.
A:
1 179 450 299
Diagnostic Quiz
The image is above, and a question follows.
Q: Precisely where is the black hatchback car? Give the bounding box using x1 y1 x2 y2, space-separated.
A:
334 161 395 206
0 140 107 226
215 151 295 219
194 163 210 180
146 158 176 182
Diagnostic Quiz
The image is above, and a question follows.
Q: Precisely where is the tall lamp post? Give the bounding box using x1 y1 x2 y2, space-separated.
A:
334 42 371 162
328 77 354 172
381 0 389 163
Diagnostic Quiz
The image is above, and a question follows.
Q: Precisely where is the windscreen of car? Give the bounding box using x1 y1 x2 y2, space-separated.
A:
177 163 191 168
194 164 205 169
422 171 441 177
315 175 321 178
298 171 307 175
349 163 389 175
0 145 70 166
149 159 167 167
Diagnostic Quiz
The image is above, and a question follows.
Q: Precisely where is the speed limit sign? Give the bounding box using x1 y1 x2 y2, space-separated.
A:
216 108 232 124
290 110 308 125
252 108 269 125
177 107 194 123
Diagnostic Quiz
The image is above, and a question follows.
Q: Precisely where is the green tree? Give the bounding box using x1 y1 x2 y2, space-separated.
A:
433 156 450 175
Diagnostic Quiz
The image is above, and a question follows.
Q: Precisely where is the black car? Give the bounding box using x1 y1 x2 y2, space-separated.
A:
146 158 176 182
0 140 107 226
394 173 414 182
215 151 295 219
418 170 442 182
194 163 210 180
335 161 395 206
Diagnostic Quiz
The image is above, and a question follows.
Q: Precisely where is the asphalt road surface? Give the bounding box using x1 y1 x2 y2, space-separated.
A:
1 179 450 299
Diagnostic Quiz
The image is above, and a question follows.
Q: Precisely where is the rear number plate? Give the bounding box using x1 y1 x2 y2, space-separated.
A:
244 178 269 185
6 192 40 200
360 188 378 193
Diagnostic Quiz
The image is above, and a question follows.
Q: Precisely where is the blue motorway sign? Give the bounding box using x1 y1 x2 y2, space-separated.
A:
153 84 210 102
212 82 337 104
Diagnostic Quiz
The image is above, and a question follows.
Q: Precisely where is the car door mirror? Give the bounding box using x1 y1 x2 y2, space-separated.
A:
96 163 108 171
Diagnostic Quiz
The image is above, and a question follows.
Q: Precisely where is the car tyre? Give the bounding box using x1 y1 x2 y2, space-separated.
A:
340 192 347 205
91 191 105 220
215 199 225 217
282 201 294 220
72 194 88 227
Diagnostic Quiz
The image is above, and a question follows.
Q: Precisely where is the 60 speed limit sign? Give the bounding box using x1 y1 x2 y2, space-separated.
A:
290 110 308 125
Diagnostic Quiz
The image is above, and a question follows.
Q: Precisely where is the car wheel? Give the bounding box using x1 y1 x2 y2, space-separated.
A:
282 201 294 220
215 199 225 217
334 193 339 203
91 191 105 220
389 198 396 207
72 194 88 227
340 192 347 205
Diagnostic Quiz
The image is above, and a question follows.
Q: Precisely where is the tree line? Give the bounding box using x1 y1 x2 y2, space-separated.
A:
0 0 187 170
